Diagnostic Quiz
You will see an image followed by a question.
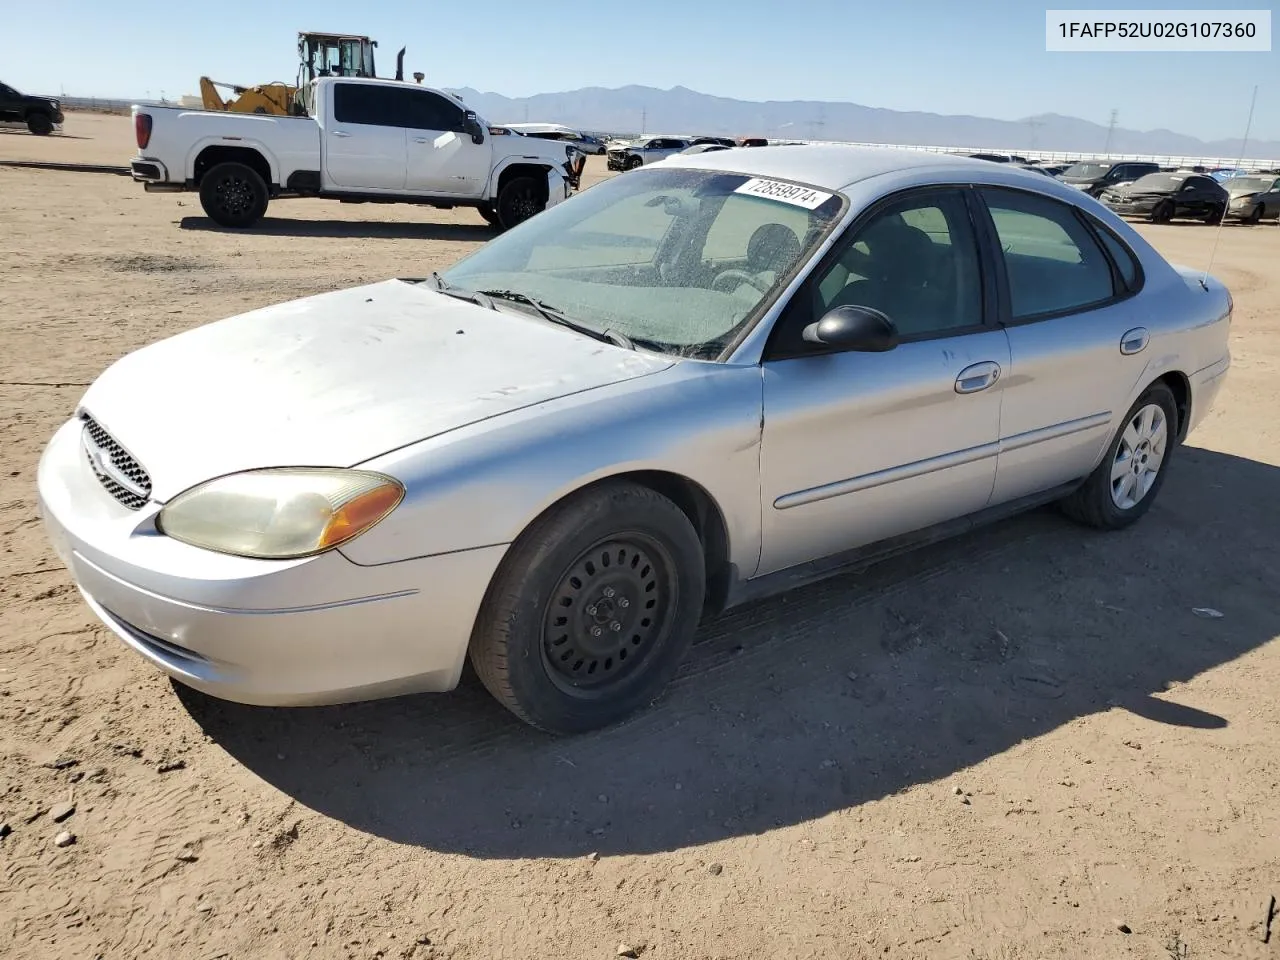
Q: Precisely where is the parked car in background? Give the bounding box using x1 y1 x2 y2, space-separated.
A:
1017 164 1056 177
503 122 607 155
690 136 736 147
0 80 63 135
1060 160 1161 197
1038 163 1072 177
1101 171 1229 223
738 136 769 147
39 145 1231 733
1223 174 1280 223
680 143 731 155
968 153 1029 163
128 77 581 231
606 136 690 170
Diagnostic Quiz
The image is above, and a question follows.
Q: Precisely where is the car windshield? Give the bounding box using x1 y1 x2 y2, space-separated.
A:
1127 173 1186 191
440 168 845 359
1062 163 1109 178
1229 176 1275 192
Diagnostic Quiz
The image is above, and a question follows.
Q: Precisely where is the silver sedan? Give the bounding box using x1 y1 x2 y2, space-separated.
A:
38 147 1232 733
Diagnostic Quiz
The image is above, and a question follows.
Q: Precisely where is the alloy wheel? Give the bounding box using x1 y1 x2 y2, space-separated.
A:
1110 403 1168 509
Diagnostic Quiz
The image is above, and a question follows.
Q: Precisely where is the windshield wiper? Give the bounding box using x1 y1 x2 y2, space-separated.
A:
476 289 635 349
428 272 494 310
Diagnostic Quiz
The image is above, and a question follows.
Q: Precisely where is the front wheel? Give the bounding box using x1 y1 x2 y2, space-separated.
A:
626 156 643 170
477 203 500 227
1059 382 1178 530
469 481 706 734
198 161 269 228
1244 203 1263 225
26 112 53 135
495 176 544 231
1150 200 1174 224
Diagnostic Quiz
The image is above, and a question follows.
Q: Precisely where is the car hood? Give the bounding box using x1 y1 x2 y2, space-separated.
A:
1226 184 1264 197
78 279 673 501
1112 183 1173 198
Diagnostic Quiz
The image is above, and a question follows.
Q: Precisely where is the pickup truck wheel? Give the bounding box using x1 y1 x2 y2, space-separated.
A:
26 112 53 135
496 176 544 231
199 161 269 228
469 480 705 734
477 203 500 227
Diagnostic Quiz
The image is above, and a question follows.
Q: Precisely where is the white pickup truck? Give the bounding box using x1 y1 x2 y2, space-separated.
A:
130 77 583 230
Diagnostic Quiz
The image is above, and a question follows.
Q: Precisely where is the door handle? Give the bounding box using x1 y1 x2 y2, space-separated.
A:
413 137 429 143
955 361 1001 395
331 130 352 138
1120 327 1149 355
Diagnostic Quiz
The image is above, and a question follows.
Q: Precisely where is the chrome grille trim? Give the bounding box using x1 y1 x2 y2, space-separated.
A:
80 414 152 510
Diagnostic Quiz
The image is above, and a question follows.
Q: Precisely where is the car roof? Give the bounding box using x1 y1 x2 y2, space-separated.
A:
659 144 1013 191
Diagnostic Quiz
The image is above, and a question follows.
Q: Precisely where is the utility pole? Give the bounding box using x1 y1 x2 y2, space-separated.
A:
641 106 646 135
1103 108 1119 156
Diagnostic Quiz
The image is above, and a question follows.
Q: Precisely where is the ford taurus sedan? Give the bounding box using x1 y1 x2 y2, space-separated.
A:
38 147 1232 734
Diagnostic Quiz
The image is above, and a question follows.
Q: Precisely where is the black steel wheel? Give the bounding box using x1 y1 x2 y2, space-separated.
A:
1150 200 1174 224
540 535 678 695
495 176 544 231
469 481 705 734
198 161 269 228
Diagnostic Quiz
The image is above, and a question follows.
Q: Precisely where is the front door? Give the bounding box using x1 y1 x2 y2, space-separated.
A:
757 187 1009 576
403 89 490 196
975 187 1151 504
323 81 408 191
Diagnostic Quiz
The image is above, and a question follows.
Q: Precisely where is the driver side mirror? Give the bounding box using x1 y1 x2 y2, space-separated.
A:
802 304 898 352
463 111 484 144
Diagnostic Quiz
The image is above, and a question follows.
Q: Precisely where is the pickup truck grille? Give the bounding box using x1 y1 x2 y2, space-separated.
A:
81 414 152 510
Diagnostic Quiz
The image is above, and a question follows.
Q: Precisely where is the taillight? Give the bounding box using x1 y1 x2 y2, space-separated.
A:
135 113 152 150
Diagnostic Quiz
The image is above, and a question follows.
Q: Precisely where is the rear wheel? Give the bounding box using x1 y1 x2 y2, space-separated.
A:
1060 382 1178 530
198 161 269 228
1204 204 1224 225
495 176 544 231
469 481 705 734
26 112 53 135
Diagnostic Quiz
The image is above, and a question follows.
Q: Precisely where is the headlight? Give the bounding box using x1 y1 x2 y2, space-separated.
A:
157 468 403 559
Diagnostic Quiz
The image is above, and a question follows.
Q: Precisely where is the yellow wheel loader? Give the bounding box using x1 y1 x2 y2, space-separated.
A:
198 32 406 116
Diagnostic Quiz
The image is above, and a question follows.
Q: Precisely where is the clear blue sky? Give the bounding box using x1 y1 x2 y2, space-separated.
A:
6 0 1276 143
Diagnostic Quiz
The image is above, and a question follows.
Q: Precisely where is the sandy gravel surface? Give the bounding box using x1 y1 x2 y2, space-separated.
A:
1 113 1278 960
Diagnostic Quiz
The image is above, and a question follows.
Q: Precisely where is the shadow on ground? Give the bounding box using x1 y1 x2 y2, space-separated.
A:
178 216 495 241
182 446 1280 858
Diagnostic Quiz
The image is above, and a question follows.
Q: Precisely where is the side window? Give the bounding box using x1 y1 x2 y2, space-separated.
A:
981 189 1115 319
810 190 984 339
332 83 403 127
403 90 466 132
1088 217 1140 292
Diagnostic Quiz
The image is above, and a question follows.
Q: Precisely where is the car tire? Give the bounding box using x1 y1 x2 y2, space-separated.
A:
495 176 544 231
26 112 53 135
626 156 642 170
1059 382 1179 531
469 481 706 734
198 161 269 228
477 203 500 227
1244 203 1263 224
1150 201 1174 224
1204 204 1224 225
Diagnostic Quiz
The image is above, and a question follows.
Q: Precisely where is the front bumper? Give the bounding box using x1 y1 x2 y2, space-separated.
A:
37 417 508 707
606 152 630 171
1103 197 1158 216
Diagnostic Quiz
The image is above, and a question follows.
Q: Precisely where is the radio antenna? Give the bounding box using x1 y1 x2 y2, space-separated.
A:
1202 84 1258 289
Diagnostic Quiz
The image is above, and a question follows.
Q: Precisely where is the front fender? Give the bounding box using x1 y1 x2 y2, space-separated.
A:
340 362 765 580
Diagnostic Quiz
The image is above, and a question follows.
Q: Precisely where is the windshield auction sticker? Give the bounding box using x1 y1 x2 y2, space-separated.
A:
734 178 833 209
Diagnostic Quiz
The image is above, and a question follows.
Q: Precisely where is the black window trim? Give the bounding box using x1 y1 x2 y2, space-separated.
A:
971 184 1140 328
1077 211 1146 299
761 184 998 363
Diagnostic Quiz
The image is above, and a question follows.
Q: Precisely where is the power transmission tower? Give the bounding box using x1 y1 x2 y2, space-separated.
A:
1026 117 1045 149
641 107 647 135
1103 109 1119 156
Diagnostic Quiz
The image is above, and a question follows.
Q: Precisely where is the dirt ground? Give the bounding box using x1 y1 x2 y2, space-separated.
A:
1 113 1278 960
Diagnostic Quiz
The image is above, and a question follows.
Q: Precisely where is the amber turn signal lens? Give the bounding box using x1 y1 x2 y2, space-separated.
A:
318 482 404 550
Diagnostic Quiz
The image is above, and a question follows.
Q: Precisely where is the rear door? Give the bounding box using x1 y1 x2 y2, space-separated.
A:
322 82 408 191
402 88 489 196
976 187 1149 504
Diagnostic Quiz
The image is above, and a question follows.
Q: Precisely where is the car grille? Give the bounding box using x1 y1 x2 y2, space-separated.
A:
81 414 152 510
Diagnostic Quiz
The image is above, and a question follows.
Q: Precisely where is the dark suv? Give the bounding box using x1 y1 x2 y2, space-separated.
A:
0 81 63 135
1059 160 1160 198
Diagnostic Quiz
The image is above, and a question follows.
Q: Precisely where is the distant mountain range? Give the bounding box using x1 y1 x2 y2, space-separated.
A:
447 84 1280 161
